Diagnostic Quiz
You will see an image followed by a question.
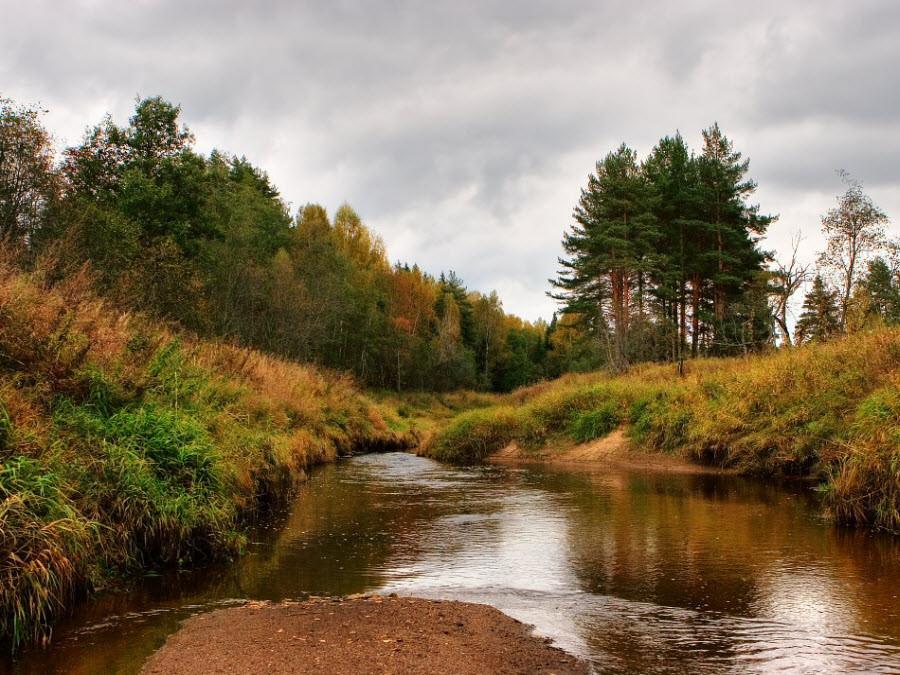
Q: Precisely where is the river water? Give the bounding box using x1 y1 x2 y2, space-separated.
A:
6 452 900 674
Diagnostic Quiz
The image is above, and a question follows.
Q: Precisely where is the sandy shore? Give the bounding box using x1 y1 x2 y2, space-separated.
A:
140 595 588 675
492 428 733 475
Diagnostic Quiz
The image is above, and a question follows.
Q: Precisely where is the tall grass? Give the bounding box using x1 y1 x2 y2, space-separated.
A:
0 458 98 648
0 250 413 649
428 331 900 533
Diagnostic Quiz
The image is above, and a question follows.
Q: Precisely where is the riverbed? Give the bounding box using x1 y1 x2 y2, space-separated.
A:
7 452 900 674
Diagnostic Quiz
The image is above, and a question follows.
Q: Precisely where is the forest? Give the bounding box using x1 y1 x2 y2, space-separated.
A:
3 96 897 396
552 131 897 370
1 96 550 393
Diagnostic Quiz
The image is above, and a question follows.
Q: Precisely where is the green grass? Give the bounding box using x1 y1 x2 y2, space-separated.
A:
427 329 900 533
569 404 620 443
429 375 664 463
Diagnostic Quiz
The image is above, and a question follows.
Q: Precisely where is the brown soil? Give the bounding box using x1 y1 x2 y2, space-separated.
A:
493 428 732 475
140 595 588 675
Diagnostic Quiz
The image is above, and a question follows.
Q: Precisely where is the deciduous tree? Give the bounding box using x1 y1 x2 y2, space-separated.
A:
818 172 888 330
0 99 59 245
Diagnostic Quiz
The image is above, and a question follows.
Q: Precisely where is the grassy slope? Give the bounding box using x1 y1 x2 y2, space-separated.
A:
427 330 900 533
0 259 413 649
370 389 501 443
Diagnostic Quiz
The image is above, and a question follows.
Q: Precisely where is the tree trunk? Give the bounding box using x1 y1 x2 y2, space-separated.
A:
679 281 687 374
840 235 858 331
716 226 724 321
777 304 792 347
610 271 628 371
691 274 701 358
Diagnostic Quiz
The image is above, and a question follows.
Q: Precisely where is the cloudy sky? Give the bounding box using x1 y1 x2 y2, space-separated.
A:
3 1 898 321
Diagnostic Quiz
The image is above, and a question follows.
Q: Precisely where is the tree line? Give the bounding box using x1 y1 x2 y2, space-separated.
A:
2 95 896 388
551 128 897 371
0 96 550 391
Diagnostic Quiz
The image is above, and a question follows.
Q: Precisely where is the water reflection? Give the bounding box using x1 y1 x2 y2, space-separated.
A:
6 453 900 674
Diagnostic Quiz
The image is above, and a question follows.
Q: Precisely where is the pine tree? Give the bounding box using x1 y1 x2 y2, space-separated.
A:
551 144 658 370
795 276 840 344
643 133 701 364
696 123 772 354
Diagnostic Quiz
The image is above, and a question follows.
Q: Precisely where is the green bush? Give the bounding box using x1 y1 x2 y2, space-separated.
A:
53 400 235 563
430 407 519 463
569 404 619 442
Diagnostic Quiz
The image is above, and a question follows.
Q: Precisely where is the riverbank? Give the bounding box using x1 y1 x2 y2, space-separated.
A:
140 595 587 675
489 428 734 475
0 259 414 650
425 329 900 533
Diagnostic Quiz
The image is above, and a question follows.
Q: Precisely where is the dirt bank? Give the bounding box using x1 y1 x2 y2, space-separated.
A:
140 595 587 675
492 428 733 475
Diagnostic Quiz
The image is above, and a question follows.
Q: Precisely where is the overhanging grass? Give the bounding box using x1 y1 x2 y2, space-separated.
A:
0 457 99 648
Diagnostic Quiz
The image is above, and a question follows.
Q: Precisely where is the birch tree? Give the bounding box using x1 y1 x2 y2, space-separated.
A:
818 172 888 330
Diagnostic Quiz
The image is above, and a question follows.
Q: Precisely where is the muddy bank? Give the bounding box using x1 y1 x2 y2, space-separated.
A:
492 428 733 475
140 595 587 675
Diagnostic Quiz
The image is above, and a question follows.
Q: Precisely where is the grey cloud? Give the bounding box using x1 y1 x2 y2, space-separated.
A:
2 0 899 320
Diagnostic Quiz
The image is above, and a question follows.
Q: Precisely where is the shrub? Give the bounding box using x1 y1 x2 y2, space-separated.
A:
827 383 900 532
569 404 619 442
430 407 519 463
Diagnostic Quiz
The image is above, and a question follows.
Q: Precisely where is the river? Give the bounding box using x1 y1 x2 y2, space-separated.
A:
6 452 900 674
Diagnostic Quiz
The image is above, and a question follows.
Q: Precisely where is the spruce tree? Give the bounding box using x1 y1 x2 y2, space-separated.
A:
436 271 475 347
861 257 900 324
795 276 840 344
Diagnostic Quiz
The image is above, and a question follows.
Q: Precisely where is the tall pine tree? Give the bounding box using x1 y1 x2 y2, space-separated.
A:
696 123 773 354
643 133 702 365
551 144 658 370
